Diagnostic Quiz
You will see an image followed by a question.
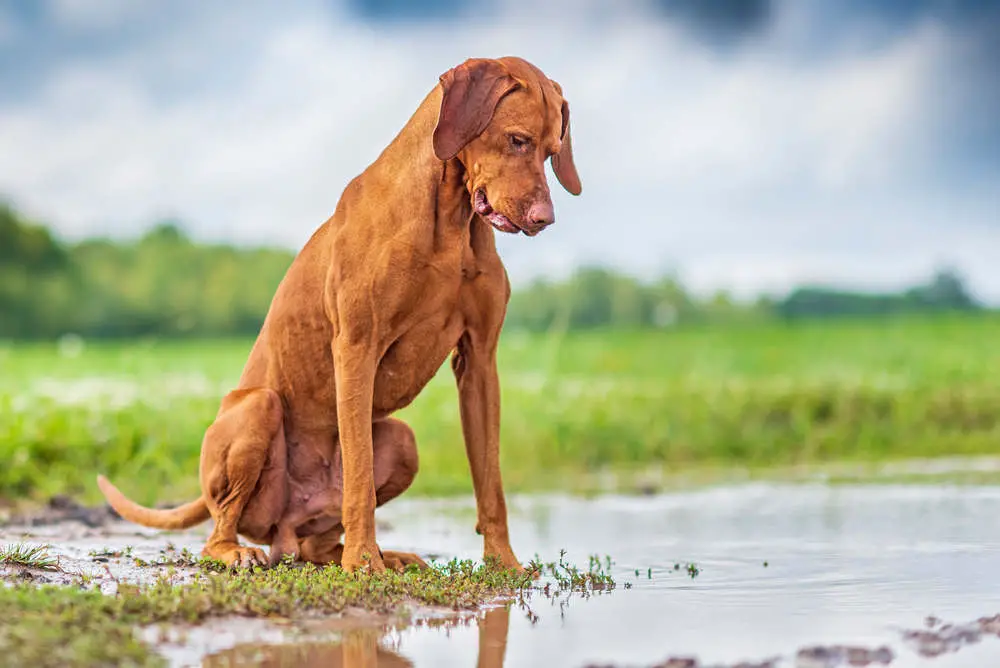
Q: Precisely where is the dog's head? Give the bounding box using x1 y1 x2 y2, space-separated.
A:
433 56 581 236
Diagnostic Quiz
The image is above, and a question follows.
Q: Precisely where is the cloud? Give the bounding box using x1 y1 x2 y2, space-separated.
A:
574 20 944 192
0 0 997 303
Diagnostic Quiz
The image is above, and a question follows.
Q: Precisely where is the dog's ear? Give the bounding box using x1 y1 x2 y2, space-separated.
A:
433 59 520 161
551 98 582 195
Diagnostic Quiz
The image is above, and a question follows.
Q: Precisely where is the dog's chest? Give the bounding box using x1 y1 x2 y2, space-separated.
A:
373 277 500 417
368 227 505 417
371 292 466 417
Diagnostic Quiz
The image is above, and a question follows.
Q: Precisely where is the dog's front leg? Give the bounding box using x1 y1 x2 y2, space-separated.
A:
452 331 523 572
333 336 384 573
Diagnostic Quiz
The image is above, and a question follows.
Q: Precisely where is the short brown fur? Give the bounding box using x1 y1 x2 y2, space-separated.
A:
98 56 581 572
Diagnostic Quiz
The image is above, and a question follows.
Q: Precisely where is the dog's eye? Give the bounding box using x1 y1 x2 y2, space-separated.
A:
508 134 531 152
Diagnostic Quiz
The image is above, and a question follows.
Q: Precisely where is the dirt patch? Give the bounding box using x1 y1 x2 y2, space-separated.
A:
794 645 894 667
902 613 1000 658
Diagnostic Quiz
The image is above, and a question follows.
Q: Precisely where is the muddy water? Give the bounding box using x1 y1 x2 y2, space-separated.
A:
4 483 1000 667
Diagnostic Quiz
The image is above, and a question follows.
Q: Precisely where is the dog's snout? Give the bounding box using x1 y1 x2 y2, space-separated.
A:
526 200 555 228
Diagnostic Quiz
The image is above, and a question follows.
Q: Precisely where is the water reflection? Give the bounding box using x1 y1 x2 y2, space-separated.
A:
204 605 511 668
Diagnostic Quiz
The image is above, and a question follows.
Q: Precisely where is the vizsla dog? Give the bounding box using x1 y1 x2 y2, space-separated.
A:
97 56 581 573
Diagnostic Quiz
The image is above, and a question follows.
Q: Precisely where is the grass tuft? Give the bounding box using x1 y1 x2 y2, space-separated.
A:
0 543 59 571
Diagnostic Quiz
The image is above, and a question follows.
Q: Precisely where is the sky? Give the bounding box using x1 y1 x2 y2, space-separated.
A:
0 0 998 302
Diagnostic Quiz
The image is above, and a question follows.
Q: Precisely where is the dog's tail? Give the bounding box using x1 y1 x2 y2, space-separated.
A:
97 475 210 530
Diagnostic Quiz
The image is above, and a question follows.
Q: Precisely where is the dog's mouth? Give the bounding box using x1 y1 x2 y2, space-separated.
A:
473 188 524 235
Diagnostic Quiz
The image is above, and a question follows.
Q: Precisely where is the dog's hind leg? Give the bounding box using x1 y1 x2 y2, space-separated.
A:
298 418 426 570
199 387 286 568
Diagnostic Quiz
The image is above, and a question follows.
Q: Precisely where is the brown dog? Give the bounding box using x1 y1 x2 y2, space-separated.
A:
97 56 581 573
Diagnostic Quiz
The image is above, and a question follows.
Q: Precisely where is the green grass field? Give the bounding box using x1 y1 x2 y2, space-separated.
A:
1 314 998 505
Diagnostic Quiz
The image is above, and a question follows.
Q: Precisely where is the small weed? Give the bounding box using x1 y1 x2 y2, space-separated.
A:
157 546 200 566
530 550 615 593
196 556 228 572
0 543 59 571
75 572 97 588
89 547 124 560
669 562 701 578
144 546 223 570
90 546 136 560
87 545 135 561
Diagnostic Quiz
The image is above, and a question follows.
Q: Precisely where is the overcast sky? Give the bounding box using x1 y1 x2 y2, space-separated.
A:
1 0 997 302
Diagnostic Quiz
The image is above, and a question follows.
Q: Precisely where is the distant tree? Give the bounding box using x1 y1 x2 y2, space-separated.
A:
0 203 67 270
0 203 296 339
0 203 77 338
905 268 978 310
776 268 981 320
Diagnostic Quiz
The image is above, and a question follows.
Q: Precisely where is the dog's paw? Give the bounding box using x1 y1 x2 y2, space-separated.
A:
381 550 429 572
341 543 387 574
484 547 531 577
219 546 268 569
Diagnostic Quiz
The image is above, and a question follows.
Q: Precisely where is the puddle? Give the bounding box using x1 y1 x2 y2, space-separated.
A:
3 483 1000 666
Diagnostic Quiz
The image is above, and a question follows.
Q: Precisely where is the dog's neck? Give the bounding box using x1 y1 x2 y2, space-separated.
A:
439 157 473 222
443 155 503 254
376 85 494 253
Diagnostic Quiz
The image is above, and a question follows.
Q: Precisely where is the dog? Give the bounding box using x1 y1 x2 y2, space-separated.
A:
98 56 581 573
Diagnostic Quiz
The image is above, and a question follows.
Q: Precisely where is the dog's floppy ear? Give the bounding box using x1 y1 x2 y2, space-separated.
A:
552 98 582 195
433 59 520 161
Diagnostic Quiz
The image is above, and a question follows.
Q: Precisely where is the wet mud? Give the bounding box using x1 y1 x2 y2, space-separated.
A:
2 498 209 591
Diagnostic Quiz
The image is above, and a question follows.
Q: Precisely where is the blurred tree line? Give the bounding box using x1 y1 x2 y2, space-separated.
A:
504 266 982 331
0 204 292 338
0 202 985 339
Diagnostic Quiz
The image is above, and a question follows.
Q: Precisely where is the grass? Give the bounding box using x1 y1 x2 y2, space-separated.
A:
1 314 999 504
0 553 615 667
0 543 59 571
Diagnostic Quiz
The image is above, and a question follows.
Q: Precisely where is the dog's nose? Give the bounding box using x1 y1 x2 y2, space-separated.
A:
526 200 555 228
